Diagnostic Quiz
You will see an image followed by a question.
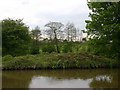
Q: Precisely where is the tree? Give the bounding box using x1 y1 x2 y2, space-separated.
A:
45 29 54 40
2 18 31 56
45 22 64 53
64 22 77 41
86 2 120 59
31 26 41 41
30 26 41 54
79 29 84 42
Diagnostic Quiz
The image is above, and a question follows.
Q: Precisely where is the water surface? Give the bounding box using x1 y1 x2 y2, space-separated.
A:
2 69 118 88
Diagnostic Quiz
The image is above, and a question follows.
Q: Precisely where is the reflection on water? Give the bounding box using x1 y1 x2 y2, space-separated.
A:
2 69 119 88
95 75 112 83
29 76 92 88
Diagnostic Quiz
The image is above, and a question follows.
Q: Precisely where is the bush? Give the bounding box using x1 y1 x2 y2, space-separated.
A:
3 55 36 70
30 46 39 55
2 55 13 61
42 45 56 53
2 53 119 70
62 43 72 53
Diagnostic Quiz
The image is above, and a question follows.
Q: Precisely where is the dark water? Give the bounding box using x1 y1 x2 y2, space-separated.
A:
2 69 119 88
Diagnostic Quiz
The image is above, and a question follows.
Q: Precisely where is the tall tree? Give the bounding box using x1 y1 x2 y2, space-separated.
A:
2 18 31 56
45 29 54 40
45 22 64 53
64 22 77 41
31 26 41 43
30 26 41 54
79 29 83 42
86 2 120 59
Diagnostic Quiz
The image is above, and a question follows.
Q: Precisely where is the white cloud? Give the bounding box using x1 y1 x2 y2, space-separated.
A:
0 0 90 29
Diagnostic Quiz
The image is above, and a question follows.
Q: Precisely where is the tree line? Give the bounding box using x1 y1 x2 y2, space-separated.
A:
2 1 119 60
2 19 85 56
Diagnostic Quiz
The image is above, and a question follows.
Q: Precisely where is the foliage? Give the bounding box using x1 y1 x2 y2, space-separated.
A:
86 2 120 59
2 55 36 70
2 18 31 56
45 22 64 53
2 53 119 70
31 26 41 41
41 43 56 53
2 55 13 61
64 22 77 41
62 42 72 53
30 26 41 54
40 41 82 53
30 46 39 54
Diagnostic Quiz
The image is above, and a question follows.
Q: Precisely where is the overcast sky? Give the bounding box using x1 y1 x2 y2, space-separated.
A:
0 0 90 30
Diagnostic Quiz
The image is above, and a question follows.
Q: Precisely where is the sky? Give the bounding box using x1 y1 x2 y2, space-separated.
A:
0 0 90 30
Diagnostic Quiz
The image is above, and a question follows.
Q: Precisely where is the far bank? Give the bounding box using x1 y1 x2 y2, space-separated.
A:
2 53 119 70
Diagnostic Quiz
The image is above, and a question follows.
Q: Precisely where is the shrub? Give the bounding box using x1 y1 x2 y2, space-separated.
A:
2 55 13 61
2 53 119 70
30 46 39 55
42 45 56 53
62 43 72 53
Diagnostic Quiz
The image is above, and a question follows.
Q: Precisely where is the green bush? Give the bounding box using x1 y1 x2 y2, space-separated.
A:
30 46 39 54
2 55 13 61
62 43 72 53
2 53 119 70
42 45 56 53
3 55 36 70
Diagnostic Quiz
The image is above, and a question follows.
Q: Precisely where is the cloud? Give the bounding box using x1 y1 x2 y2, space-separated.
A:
0 0 90 30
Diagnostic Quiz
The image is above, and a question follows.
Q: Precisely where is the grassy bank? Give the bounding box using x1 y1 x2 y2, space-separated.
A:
2 53 119 70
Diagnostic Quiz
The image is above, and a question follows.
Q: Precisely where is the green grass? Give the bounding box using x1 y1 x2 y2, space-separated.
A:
2 53 119 70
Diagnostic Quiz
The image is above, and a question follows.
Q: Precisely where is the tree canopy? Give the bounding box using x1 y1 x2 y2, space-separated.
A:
86 2 120 59
30 26 41 54
2 18 31 56
64 22 77 41
45 22 64 53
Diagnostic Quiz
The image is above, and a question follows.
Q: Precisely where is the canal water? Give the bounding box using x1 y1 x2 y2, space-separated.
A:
2 69 119 88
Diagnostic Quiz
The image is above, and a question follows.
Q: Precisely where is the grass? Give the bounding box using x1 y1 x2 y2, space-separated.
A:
2 53 119 70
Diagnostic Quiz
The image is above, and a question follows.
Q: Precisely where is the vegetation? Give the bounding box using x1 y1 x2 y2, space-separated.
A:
30 26 41 54
1 2 120 70
85 2 120 59
64 22 77 41
45 22 64 53
2 18 31 56
2 53 119 70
